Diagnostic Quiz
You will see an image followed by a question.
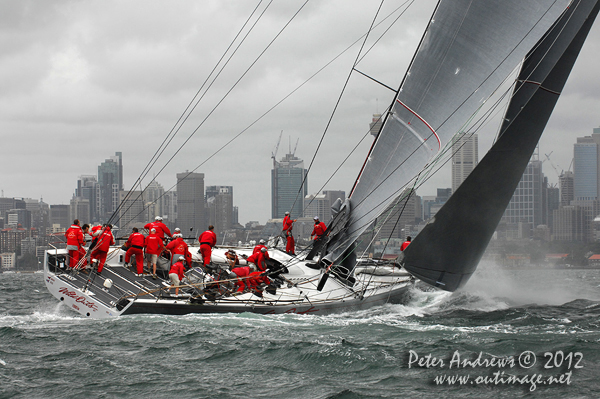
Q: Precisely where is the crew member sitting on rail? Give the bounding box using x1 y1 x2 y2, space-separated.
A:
145 228 164 279
125 227 145 275
198 225 217 267
144 216 172 241
166 233 191 267
65 219 85 269
169 255 186 296
253 239 270 259
90 225 115 274
310 216 327 240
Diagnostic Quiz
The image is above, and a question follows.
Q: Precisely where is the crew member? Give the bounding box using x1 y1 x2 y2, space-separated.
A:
224 249 240 268
144 216 172 240
253 239 270 259
310 216 327 240
169 255 186 296
145 228 164 279
65 219 85 269
230 263 256 292
246 247 268 272
400 236 412 251
125 227 146 275
90 225 115 274
282 211 297 255
166 233 191 267
198 225 217 266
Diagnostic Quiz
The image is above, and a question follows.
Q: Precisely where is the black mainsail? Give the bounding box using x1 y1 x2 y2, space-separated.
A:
323 0 571 267
401 0 600 291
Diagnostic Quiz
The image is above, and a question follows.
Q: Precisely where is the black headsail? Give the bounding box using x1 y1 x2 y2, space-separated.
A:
401 0 600 292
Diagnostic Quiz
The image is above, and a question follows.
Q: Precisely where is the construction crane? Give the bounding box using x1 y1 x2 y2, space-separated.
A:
544 151 563 177
292 138 299 157
271 131 283 168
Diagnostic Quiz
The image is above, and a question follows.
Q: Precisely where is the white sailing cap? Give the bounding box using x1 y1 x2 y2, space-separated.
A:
155 216 162 221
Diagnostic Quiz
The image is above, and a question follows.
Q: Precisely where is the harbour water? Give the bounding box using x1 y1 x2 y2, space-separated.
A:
1 264 600 398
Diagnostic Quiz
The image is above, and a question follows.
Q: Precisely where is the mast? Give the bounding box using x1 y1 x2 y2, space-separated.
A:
401 0 600 291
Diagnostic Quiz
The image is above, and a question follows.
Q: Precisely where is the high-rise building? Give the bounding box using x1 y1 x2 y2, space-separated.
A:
304 190 346 222
118 190 146 227
76 175 99 222
501 156 544 231
272 153 307 219
5 209 32 229
559 171 575 206
177 172 205 235
376 188 422 240
163 190 177 230
70 197 90 224
553 205 586 241
452 134 478 192
145 181 165 219
49 205 70 231
573 134 600 200
97 152 123 220
206 185 234 236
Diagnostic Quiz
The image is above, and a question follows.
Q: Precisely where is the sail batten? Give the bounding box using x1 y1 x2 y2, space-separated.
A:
325 0 572 265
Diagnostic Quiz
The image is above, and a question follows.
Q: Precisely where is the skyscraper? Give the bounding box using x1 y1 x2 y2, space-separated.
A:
177 172 205 235
97 152 123 220
76 175 99 222
452 134 478 192
304 190 346 222
272 153 307 219
573 133 600 201
501 155 544 230
559 171 575 206
206 185 234 235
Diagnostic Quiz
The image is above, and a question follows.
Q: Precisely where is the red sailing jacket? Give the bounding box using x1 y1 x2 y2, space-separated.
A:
145 233 164 255
169 261 185 280
167 237 189 255
144 221 172 238
246 252 267 271
95 228 115 252
198 230 217 247
126 232 145 248
282 215 294 232
252 245 270 259
65 225 84 247
311 222 327 237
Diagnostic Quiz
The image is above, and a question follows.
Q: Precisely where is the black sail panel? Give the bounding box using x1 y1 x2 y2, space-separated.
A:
401 0 600 292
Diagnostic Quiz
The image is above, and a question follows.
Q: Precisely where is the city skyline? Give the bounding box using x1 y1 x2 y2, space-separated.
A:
0 2 599 224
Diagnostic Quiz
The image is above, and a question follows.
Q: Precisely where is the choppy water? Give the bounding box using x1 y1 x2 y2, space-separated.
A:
1 264 600 398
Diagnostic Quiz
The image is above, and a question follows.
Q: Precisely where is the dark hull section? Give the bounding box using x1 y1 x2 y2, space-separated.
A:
122 284 413 316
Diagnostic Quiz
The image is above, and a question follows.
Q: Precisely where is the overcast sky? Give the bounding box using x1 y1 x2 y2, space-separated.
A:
1 0 599 225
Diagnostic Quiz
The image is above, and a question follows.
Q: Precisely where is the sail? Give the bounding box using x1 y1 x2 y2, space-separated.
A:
324 0 571 265
401 0 600 291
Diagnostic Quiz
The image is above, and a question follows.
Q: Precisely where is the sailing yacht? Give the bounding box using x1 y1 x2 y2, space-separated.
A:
44 0 600 318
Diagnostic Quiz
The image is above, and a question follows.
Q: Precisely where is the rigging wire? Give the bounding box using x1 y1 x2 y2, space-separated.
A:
110 0 273 227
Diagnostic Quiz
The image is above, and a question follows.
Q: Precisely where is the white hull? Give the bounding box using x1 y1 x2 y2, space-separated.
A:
44 245 414 319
